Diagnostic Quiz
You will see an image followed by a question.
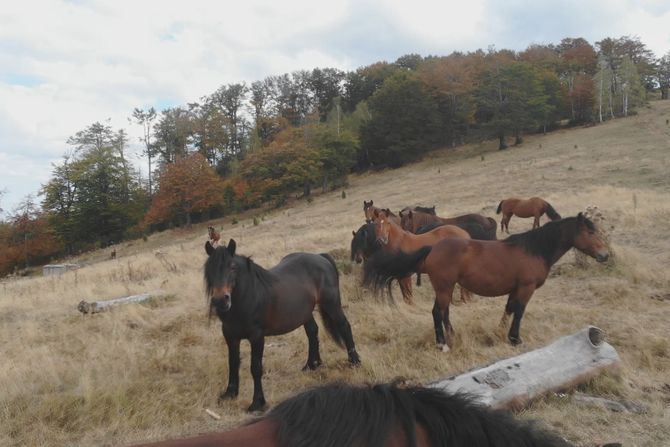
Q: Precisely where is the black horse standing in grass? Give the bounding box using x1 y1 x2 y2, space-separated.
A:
204 239 361 412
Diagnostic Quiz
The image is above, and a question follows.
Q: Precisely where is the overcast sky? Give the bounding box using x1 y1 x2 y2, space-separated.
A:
1 0 669 217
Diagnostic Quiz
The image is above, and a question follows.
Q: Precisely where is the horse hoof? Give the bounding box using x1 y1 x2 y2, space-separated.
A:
247 401 267 413
509 336 522 346
302 360 322 371
436 343 450 353
218 390 238 403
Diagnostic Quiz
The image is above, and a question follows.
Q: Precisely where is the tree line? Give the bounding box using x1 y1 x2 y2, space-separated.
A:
1 35 669 276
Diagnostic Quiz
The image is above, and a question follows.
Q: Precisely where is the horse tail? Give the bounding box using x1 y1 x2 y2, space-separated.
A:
318 253 345 347
363 247 432 300
544 202 561 220
496 200 504 214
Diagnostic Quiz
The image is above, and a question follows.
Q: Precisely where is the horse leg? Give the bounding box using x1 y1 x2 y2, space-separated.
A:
302 317 322 371
416 273 422 287
459 285 471 304
219 336 240 402
248 337 266 412
533 215 540 229
502 214 512 233
399 276 413 305
506 286 535 346
320 299 361 365
433 285 455 351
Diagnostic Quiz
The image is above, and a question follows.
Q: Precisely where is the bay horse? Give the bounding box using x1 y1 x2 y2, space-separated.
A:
364 214 609 349
372 210 472 304
208 226 221 245
400 209 497 241
128 381 572 447
364 200 401 225
496 197 561 233
204 239 360 412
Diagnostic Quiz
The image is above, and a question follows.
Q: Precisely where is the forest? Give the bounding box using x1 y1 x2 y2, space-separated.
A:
1 35 669 277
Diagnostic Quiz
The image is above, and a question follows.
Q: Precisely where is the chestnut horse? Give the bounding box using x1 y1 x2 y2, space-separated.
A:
364 214 609 349
496 197 561 233
204 239 360 412
127 382 572 447
208 226 221 245
372 210 471 304
400 209 497 241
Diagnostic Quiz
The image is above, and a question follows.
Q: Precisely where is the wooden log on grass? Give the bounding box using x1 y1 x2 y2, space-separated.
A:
77 293 156 314
429 326 621 410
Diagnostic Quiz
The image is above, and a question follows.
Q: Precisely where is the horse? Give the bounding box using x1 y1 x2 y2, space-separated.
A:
364 200 401 225
400 209 497 241
400 205 437 216
372 210 472 304
204 239 360 412
110 248 116 259
364 214 609 349
127 381 572 447
496 197 561 233
208 226 221 245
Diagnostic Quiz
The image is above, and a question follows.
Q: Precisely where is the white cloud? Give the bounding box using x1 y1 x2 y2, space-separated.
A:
0 0 668 216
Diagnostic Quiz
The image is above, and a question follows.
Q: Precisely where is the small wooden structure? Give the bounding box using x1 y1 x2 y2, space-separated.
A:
429 326 621 410
42 264 80 276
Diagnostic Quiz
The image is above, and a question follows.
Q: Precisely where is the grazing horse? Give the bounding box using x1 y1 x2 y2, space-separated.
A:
208 226 221 245
401 210 497 241
372 211 472 304
128 381 572 447
496 197 561 233
204 239 360 412
364 214 609 349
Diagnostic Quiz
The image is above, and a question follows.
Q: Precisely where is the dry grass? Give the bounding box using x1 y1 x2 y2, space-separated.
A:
2 101 670 446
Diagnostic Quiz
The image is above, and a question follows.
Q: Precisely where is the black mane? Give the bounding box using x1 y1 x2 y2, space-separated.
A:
263 382 572 447
351 222 380 260
204 246 277 302
504 216 595 265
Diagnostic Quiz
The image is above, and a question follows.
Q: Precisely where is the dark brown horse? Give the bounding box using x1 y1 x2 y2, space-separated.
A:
204 239 360 412
127 382 572 447
365 214 609 349
351 222 379 264
496 197 561 233
400 209 497 241
372 210 471 304
208 226 221 245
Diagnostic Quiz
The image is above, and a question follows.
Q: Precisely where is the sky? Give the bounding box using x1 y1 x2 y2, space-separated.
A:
1 0 669 217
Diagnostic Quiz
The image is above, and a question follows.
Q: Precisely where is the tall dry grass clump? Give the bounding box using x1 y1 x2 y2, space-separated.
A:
2 101 670 446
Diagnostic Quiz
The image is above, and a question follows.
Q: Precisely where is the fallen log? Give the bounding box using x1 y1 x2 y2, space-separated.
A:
429 326 621 410
77 293 159 314
572 392 648 414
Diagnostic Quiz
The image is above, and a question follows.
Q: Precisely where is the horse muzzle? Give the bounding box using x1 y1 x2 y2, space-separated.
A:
595 252 609 263
211 295 231 312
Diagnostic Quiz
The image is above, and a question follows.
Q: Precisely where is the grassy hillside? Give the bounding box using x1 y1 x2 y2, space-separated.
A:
2 100 670 446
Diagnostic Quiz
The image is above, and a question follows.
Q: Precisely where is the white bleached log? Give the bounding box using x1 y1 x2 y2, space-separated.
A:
429 326 621 410
77 293 155 314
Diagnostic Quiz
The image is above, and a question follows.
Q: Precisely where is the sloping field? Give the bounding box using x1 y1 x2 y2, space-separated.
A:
2 101 670 446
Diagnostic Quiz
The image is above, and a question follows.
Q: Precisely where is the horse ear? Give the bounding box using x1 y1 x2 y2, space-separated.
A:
408 210 413 217
227 239 237 256
352 230 356 236
577 212 584 223
205 241 215 256
430 206 435 213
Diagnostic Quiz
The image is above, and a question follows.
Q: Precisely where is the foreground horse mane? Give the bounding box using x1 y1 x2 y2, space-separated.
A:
262 382 572 447
504 216 595 265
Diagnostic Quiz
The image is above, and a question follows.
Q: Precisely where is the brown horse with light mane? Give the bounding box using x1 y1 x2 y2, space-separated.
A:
496 197 561 233
372 209 471 304
364 214 609 350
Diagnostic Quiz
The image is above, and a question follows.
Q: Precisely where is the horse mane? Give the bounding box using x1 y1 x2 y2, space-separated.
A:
351 223 380 260
413 205 436 215
262 382 572 447
504 216 595 265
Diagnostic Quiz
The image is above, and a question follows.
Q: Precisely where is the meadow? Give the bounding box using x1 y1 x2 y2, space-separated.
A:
2 100 670 447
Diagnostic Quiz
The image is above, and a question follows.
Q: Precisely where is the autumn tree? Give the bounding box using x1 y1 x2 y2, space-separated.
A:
558 38 597 122
152 107 193 163
144 153 224 227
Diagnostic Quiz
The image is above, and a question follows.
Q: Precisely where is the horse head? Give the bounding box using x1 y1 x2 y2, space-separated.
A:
204 239 239 312
572 213 609 263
